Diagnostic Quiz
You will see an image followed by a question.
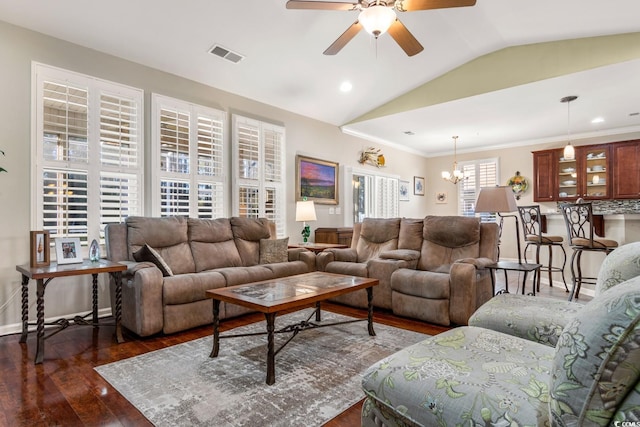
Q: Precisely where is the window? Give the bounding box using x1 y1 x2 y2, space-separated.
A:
33 63 143 246
231 115 285 236
458 158 499 220
348 167 399 225
151 94 226 218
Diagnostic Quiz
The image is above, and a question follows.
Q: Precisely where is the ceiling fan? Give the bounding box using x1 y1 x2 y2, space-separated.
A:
286 0 477 57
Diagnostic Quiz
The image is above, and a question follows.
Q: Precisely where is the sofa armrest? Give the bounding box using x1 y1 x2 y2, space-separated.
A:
379 249 420 269
287 248 316 271
449 261 493 325
455 257 495 269
316 248 357 271
109 261 165 337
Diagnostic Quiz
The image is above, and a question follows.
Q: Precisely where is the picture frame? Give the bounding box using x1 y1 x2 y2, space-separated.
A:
413 176 425 196
55 237 83 265
296 155 339 205
30 230 50 268
399 180 410 201
436 191 448 204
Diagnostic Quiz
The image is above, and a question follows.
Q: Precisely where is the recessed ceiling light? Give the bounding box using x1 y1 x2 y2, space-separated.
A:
591 117 605 124
339 81 352 92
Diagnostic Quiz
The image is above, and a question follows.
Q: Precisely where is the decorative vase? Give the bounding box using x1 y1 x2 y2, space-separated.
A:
89 239 100 262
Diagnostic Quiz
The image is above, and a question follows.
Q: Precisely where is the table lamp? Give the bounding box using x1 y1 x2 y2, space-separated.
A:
295 199 317 243
475 186 521 263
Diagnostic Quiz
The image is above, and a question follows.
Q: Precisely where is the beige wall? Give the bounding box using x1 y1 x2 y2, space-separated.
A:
1 19 637 332
0 20 434 332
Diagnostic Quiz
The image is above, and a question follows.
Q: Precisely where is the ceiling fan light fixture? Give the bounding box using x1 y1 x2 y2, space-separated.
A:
359 4 396 38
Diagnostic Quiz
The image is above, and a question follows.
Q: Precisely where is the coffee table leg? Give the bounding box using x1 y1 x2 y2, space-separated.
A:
210 299 220 358
265 312 276 385
366 287 375 336
315 301 321 321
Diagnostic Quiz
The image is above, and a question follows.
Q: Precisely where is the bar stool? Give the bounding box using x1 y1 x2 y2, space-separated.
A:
517 205 568 293
560 202 618 300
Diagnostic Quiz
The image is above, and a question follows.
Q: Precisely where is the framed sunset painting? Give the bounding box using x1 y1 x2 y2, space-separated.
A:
295 155 339 205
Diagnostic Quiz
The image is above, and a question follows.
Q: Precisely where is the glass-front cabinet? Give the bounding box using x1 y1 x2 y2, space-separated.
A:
557 144 610 200
534 144 611 202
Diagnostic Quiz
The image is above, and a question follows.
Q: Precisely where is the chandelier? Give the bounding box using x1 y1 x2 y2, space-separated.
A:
441 136 464 184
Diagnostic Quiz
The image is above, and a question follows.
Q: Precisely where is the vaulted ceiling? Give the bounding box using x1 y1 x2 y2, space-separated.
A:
1 0 639 156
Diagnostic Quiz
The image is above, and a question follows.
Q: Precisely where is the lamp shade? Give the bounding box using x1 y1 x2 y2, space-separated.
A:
359 5 396 37
475 186 518 213
295 200 317 222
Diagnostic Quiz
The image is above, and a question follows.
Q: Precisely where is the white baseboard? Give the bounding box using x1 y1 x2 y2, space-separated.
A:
0 307 113 337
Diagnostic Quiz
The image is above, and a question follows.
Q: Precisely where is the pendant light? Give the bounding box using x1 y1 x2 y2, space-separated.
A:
561 95 578 160
441 136 464 184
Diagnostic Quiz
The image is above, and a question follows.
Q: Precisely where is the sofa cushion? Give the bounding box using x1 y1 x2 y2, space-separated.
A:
259 237 289 264
326 261 368 278
356 218 400 263
550 277 640 426
468 293 582 347
162 270 226 305
398 218 423 251
419 216 481 271
230 217 272 266
595 241 640 297
132 244 174 277
391 269 450 299
188 218 243 272
361 326 553 426
126 216 196 274
262 260 309 278
214 265 274 287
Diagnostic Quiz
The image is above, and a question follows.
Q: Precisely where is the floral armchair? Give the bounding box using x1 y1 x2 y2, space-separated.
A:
361 275 640 426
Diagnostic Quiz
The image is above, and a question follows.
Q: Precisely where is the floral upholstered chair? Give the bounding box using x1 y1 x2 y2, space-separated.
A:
468 241 640 347
361 276 640 426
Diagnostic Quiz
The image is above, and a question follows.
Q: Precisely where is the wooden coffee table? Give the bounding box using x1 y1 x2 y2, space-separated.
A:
206 271 379 385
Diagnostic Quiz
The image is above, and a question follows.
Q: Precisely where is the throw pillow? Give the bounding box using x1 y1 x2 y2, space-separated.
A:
259 237 289 264
133 244 174 277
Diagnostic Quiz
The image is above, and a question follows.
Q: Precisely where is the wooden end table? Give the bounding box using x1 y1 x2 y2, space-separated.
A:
16 259 126 364
287 242 348 253
206 271 378 385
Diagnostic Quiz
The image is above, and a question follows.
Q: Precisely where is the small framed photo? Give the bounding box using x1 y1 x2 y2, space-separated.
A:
55 237 83 265
436 192 448 204
30 230 50 268
399 180 410 201
414 176 425 196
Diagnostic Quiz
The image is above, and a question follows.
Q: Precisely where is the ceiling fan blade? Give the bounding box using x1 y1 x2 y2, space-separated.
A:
399 0 476 11
387 20 424 56
323 21 363 55
286 1 358 11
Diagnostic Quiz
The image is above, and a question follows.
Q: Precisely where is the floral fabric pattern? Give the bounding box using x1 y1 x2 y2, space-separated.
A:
362 277 640 427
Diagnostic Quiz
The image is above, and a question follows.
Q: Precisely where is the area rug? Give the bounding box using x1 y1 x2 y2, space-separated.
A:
95 309 428 427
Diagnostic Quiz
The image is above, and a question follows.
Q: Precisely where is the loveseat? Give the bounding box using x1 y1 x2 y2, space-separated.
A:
317 216 499 326
105 216 315 337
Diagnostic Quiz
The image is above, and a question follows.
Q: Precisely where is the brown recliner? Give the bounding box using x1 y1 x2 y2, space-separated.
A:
390 216 499 326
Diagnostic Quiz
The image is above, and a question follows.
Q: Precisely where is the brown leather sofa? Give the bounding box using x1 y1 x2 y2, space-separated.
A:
105 216 315 337
317 216 499 326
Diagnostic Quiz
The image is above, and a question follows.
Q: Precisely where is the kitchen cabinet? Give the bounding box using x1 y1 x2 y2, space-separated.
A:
612 140 640 199
532 150 556 201
533 144 611 201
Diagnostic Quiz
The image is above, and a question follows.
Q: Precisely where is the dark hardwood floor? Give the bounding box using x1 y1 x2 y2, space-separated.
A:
0 277 584 427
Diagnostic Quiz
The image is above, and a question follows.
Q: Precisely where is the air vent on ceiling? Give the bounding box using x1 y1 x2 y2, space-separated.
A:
208 44 244 64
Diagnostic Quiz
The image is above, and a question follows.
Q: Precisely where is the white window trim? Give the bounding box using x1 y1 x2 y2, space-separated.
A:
457 157 499 220
31 62 144 246
151 93 227 218
231 114 286 236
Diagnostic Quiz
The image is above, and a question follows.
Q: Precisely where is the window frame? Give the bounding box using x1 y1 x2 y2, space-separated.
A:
32 62 144 248
457 157 499 221
151 93 227 218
